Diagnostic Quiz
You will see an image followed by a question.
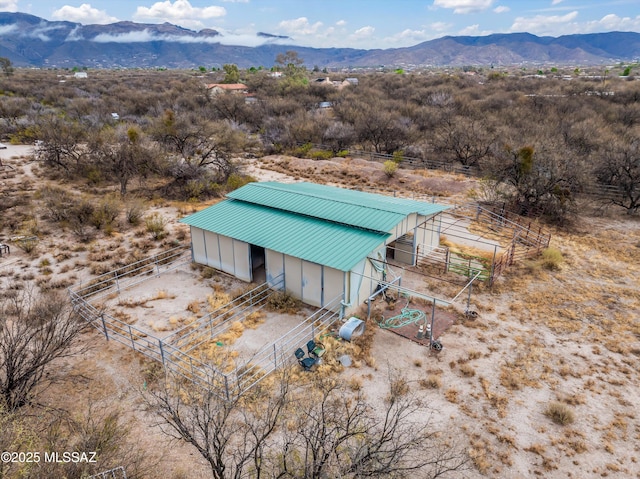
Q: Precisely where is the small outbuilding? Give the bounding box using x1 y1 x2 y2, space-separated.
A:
180 182 448 311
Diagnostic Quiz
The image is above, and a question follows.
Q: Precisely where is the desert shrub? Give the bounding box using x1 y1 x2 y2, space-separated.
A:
310 149 333 160
226 173 256 192
292 142 313 158
125 199 146 225
541 247 563 270
459 363 476 377
420 374 442 389
383 160 398 178
145 213 167 240
266 291 300 313
545 401 575 425
336 150 349 157
90 197 121 230
392 150 404 163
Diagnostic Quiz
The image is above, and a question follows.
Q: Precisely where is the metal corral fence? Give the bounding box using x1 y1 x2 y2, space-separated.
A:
69 249 344 399
71 246 191 302
416 203 551 284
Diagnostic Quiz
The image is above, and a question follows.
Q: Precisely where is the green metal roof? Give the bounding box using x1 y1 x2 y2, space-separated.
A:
226 182 449 233
180 200 389 272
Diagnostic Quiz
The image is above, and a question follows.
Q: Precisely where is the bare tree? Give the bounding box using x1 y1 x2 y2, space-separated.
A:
277 375 468 479
0 288 87 410
34 115 88 172
146 371 291 479
89 124 155 196
146 370 468 479
433 115 494 168
595 137 640 213
486 142 582 220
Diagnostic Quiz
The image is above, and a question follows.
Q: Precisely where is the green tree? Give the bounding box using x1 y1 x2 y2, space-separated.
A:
275 50 306 82
0 57 13 76
222 63 240 83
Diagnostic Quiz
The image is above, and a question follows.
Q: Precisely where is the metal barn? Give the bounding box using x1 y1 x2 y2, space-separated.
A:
180 182 448 311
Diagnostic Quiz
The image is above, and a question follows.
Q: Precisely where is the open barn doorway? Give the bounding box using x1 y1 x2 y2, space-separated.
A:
250 244 266 283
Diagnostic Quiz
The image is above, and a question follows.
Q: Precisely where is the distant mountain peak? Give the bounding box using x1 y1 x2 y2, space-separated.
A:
0 12 638 68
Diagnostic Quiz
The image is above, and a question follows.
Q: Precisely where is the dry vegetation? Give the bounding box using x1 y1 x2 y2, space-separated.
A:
1 66 639 478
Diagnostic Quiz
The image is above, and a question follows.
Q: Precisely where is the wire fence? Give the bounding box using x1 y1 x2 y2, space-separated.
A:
69 249 343 399
297 142 633 204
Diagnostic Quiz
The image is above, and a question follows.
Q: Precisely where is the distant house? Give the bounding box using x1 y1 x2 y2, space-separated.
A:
344 77 359 86
206 83 249 96
269 71 283 78
74 72 88 79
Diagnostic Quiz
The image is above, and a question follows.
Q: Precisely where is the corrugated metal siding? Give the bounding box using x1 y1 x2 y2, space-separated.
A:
180 200 388 272
227 182 448 233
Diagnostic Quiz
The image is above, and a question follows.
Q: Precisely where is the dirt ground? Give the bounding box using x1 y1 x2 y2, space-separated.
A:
1 146 640 478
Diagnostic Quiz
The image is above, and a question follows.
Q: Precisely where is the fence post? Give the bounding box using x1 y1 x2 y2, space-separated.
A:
101 313 109 340
129 325 136 351
115 271 120 293
159 339 165 365
273 343 277 369
224 375 230 401
155 257 160 276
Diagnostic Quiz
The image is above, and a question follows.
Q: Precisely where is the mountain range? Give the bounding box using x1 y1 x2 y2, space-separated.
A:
1 12 639 69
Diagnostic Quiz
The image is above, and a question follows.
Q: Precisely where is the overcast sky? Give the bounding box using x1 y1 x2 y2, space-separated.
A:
2 0 639 48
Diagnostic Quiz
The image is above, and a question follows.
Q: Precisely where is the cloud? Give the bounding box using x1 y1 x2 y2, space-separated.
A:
134 0 226 28
551 0 564 5
458 24 492 36
277 17 323 35
583 13 640 33
430 21 453 32
90 28 288 47
432 0 495 14
384 28 432 45
510 11 579 34
92 30 207 43
0 24 17 35
52 4 118 24
352 25 375 38
221 0 249 2
336 20 347 27
494 6 510 14
0 0 17 11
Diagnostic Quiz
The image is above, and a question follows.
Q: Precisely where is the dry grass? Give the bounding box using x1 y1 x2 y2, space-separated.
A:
544 401 575 425
459 363 476 377
419 374 442 389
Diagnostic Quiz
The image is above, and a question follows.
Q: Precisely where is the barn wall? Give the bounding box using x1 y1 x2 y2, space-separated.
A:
266 249 284 287
416 215 440 255
204 231 221 269
233 240 251 282
218 235 235 276
284 255 303 299
323 266 344 306
301 260 322 307
357 246 386 306
191 227 207 264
